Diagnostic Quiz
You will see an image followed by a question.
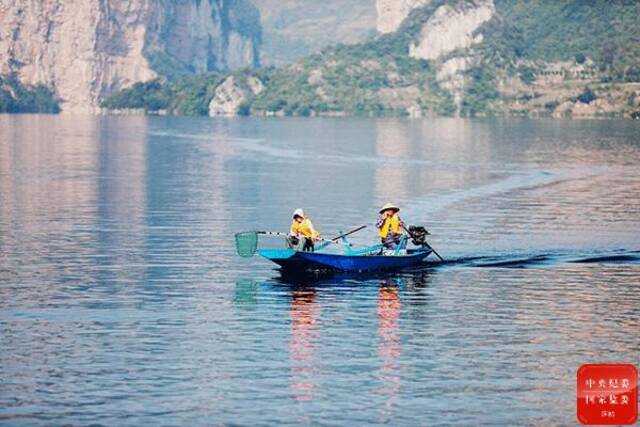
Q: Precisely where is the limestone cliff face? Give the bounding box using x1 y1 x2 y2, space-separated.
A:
0 0 261 113
420 1 494 114
408 0 494 61
376 0 431 34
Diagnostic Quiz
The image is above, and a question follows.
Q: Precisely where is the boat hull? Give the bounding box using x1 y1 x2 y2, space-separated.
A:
257 248 432 272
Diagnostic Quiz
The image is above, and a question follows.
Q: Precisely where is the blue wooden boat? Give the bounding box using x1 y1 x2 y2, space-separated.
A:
257 247 432 272
236 225 441 273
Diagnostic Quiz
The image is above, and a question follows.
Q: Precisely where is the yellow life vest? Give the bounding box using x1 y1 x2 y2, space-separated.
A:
290 218 319 239
378 213 401 239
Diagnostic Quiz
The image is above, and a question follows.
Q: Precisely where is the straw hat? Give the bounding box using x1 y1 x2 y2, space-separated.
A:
379 202 400 214
292 208 305 219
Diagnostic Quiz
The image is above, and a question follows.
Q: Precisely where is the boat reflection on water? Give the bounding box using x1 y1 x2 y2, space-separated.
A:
377 279 402 423
235 269 433 414
289 288 319 402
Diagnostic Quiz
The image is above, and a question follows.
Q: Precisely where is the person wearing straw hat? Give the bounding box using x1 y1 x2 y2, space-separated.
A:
376 202 406 250
289 208 321 252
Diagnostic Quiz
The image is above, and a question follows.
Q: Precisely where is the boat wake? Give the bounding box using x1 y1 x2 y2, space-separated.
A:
402 166 607 219
436 249 640 269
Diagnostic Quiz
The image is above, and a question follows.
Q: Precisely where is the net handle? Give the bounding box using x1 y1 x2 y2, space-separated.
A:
258 231 345 245
256 231 289 238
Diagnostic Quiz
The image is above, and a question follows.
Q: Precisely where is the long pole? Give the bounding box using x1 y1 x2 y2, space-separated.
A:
257 225 367 246
329 225 367 242
257 230 341 245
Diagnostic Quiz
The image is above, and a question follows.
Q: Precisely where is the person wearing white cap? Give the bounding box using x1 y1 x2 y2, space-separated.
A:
376 202 405 250
289 208 321 251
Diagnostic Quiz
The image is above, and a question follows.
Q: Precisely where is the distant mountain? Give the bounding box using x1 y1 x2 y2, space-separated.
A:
252 0 376 65
105 0 640 119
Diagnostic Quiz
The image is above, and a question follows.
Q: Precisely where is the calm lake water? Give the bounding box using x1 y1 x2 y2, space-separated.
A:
1 115 639 425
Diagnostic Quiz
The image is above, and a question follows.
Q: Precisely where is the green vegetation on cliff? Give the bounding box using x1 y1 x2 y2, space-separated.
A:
101 73 225 115
249 47 451 116
0 74 59 114
492 0 640 72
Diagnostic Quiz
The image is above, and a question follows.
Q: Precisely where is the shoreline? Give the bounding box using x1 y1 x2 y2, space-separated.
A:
2 111 640 120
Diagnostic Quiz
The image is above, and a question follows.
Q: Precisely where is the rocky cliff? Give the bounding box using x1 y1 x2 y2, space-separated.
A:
408 0 494 61
0 0 261 113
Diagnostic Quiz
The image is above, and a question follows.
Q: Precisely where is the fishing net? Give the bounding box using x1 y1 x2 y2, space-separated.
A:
235 231 258 258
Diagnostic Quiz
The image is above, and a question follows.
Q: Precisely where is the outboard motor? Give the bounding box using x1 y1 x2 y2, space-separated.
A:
408 226 429 247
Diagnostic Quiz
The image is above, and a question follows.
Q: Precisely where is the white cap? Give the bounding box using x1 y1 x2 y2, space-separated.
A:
292 208 305 219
